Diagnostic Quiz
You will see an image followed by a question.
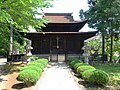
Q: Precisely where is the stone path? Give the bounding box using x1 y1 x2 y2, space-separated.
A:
0 58 86 90
35 62 86 90
0 58 7 65
0 58 7 89
0 58 7 75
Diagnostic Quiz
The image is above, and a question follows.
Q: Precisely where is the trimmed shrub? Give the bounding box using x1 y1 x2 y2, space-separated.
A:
82 69 96 81
78 65 95 72
20 65 42 76
90 70 109 85
17 70 40 86
30 55 39 61
34 58 48 67
17 58 49 86
69 58 83 64
76 63 90 74
39 58 48 63
82 69 109 85
29 62 45 70
73 63 83 70
70 59 83 67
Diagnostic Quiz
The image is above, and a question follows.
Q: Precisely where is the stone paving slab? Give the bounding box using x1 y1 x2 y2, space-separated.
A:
0 58 7 65
35 62 86 90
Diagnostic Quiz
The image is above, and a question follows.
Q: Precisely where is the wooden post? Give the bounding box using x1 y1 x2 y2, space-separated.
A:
50 37 52 61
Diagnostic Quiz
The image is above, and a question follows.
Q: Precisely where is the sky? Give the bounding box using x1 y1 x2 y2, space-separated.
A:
43 0 89 20
43 0 96 32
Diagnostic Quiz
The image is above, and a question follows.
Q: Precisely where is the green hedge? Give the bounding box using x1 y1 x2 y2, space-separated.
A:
82 69 96 81
69 58 83 66
76 64 90 73
77 65 95 75
73 63 88 70
20 65 42 76
34 58 48 67
82 69 109 85
69 58 109 86
90 70 109 85
73 63 83 70
29 62 45 70
17 70 40 86
17 58 48 86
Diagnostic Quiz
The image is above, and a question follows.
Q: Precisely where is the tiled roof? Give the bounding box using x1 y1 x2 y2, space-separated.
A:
43 13 75 23
40 13 87 32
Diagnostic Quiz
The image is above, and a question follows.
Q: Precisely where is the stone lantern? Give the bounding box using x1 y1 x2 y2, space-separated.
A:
25 40 33 64
82 41 90 64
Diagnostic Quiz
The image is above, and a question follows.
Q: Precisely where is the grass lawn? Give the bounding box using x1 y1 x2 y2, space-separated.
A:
93 63 120 87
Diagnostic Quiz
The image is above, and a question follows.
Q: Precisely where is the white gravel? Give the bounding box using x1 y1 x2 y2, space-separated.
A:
35 62 86 90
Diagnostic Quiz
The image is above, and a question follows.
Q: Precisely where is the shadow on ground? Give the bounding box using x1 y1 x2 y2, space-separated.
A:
0 77 7 82
12 82 30 89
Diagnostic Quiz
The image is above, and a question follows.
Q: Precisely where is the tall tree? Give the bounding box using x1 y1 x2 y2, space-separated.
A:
0 0 51 55
80 0 120 62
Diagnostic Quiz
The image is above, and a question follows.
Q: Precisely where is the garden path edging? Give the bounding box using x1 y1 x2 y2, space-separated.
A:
35 62 86 90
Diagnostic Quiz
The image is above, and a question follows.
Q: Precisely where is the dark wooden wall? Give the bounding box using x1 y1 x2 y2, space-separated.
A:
31 35 84 54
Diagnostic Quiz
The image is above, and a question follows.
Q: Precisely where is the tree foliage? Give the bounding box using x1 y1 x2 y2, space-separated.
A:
87 36 102 55
80 0 120 62
86 35 120 62
0 0 51 54
80 0 120 32
0 0 51 31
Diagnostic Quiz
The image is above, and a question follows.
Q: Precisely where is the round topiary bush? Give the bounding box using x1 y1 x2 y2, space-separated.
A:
82 69 109 85
82 69 96 81
73 63 83 70
70 60 83 67
20 65 42 76
76 64 90 73
69 58 83 64
90 70 109 85
29 62 45 70
17 69 40 86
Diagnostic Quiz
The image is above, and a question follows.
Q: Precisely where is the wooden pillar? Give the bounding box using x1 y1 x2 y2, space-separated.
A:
50 37 52 61
64 37 67 61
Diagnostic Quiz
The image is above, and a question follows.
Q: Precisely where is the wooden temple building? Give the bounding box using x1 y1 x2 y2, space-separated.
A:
24 13 98 61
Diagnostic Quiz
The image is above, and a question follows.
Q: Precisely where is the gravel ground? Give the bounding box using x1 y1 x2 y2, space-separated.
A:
0 58 86 90
35 62 86 90
0 58 7 89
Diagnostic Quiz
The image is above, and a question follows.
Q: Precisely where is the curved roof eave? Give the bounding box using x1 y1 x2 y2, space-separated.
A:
23 31 98 41
41 20 87 32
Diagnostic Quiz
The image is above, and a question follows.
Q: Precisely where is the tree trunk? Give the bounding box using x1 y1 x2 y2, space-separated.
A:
9 25 13 55
109 32 113 62
102 34 105 63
